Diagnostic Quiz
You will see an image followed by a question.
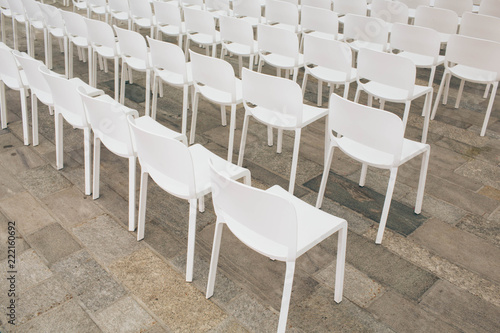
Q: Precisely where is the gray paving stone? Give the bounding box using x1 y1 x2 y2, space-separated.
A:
367 291 462 333
0 146 46 176
52 250 128 313
13 249 53 292
478 185 500 202
208 317 250 333
0 132 24 153
0 161 25 200
0 212 30 261
420 280 500 333
435 136 500 165
18 164 72 199
455 159 500 191
92 183 130 227
402 191 467 226
456 214 500 248
94 296 156 333
17 299 102 333
225 293 279 333
25 223 82 266
410 219 500 284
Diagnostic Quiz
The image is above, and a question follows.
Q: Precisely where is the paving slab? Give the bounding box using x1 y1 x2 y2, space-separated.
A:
0 211 30 261
208 317 250 333
18 164 72 199
0 132 24 153
410 219 500 284
225 293 280 333
92 183 130 227
420 280 500 333
52 250 128 313
0 146 46 176
25 223 82 266
0 163 25 201
455 159 500 191
11 249 53 292
94 296 156 333
478 185 500 202
456 213 500 248
109 248 227 332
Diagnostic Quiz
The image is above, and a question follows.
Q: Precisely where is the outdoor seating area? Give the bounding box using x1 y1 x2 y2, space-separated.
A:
0 0 499 332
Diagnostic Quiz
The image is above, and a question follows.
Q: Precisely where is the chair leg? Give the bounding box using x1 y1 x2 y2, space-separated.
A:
334 221 347 303
206 220 224 298
237 113 251 167
359 163 367 187
0 82 6 129
93 137 101 200
55 112 64 170
114 57 119 101
401 101 411 135
443 72 450 105
317 79 323 107
480 82 498 137
301 72 308 99
83 127 92 196
151 75 158 120
288 128 302 194
31 94 39 146
484 83 490 99
343 82 350 99
20 89 29 146
277 129 283 154
354 86 361 103
120 61 126 105
64 36 69 78
137 171 149 241
186 198 198 282
277 261 296 333
267 125 273 147
128 156 136 232
431 71 449 120
220 105 227 126
375 167 398 244
421 91 432 144
189 92 200 144
455 79 465 109
145 69 151 117
415 148 430 214
227 104 236 163
316 144 335 209
181 84 189 136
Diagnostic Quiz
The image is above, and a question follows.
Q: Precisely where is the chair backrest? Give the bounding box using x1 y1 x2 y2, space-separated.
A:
333 0 368 16
0 0 10 10
479 0 500 17
357 47 416 97
87 0 107 7
6 0 24 16
395 0 430 9
40 66 88 128
20 0 42 22
129 0 153 19
242 68 303 125
371 0 409 24
257 24 299 62
39 3 65 30
205 0 230 14
12 51 52 105
343 14 389 45
233 0 262 20
220 15 255 52
181 0 204 8
459 12 500 43
85 18 117 52
0 47 23 90
265 0 299 30
301 5 339 38
114 25 149 63
209 160 298 260
153 1 181 27
446 34 500 81
414 5 458 35
328 93 404 165
390 22 440 63
302 0 332 10
184 7 216 37
128 116 196 198
434 0 473 17
61 10 88 38
78 88 137 157
109 0 129 13
303 35 353 77
147 36 188 81
189 50 237 101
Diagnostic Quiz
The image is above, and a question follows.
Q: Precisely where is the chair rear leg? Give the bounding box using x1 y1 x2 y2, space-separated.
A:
480 82 498 136
277 261 296 333
237 113 251 166
415 148 430 214
206 220 224 298
93 137 101 200
288 129 302 194
137 171 149 241
334 222 347 303
375 167 398 244
316 144 335 209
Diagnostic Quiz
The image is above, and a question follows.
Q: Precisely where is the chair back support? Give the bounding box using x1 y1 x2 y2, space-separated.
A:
329 93 404 163
302 0 332 10
6 0 23 16
114 25 148 62
434 0 473 16
220 15 255 51
184 7 216 38
301 5 339 37
414 6 459 34
206 0 230 14
371 0 409 23
397 0 430 9
109 0 129 13
129 0 153 19
343 14 389 45
61 10 88 38
128 117 196 198
210 161 298 260
333 0 367 16
242 68 303 125
147 36 187 79
459 12 500 43
257 24 299 61
304 35 352 75
233 0 261 19
85 18 117 51
13 51 52 104
479 0 500 17
390 23 440 61
265 0 299 28
21 0 42 22
153 1 181 26
0 48 23 89
39 3 65 29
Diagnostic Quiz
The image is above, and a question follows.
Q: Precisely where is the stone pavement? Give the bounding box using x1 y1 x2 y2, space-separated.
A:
0 3 500 332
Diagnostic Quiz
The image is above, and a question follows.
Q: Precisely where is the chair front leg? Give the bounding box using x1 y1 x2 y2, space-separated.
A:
334 221 347 303
375 167 398 244
480 81 498 137
288 128 302 194
0 81 7 129
31 94 39 146
128 156 136 231
55 112 64 170
186 198 198 282
206 220 224 298
227 104 236 163
237 113 251 167
415 147 430 214
83 127 92 195
137 171 149 241
431 71 449 120
316 144 335 209
20 89 29 146
92 136 101 200
277 261 296 333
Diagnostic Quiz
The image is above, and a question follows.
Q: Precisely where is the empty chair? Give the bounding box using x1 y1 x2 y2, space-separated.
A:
0 0 13 44
13 51 54 147
390 23 444 87
302 0 332 9
20 0 45 59
302 35 356 106
180 0 204 10
434 0 473 18
72 0 88 14
85 18 120 100
39 3 65 70
86 0 109 22
238 68 329 194
114 25 152 116
0 46 30 145
108 0 131 28
414 6 459 44
334 0 368 23
431 34 500 136
206 160 347 333
316 93 430 244
128 115 250 282
355 48 433 143
205 0 230 19
184 7 221 58
479 0 500 17
300 5 340 49
40 66 105 196
7 0 28 52
265 0 301 34
343 14 389 54
370 0 409 29
147 36 193 135
153 1 185 47
61 10 89 79
219 15 258 77
459 12 500 43
396 0 430 19
129 0 155 37
232 0 264 27
189 50 242 162
257 24 304 82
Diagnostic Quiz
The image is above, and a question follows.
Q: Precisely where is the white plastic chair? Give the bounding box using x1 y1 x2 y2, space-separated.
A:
354 48 433 143
414 6 459 44
459 12 500 43
302 0 332 10
206 160 347 333
39 3 65 70
205 0 230 20
232 0 264 27
114 25 152 116
153 1 185 47
20 0 45 59
85 18 120 100
370 0 409 29
86 0 108 22
13 51 55 147
317 93 430 244
219 15 258 77
390 22 444 87
6 0 28 52
334 0 368 24
108 0 130 28
147 36 193 135
343 14 389 55
40 65 105 196
184 7 221 59
265 0 301 34
431 34 500 136
302 35 356 106
128 115 251 282
479 0 500 17
129 0 155 37
395 0 430 19
238 68 329 194
0 0 13 44
189 50 242 163
434 0 473 17
78 89 140 231
300 5 340 51
72 0 88 14
257 24 304 82
61 10 89 79
180 0 204 11
0 46 30 145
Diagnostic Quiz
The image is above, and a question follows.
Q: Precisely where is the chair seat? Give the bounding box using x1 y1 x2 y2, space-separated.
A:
48 27 65 39
133 16 155 28
236 15 262 27
198 78 242 105
303 30 337 41
30 20 44 31
89 5 108 15
397 51 445 68
260 52 304 70
268 22 300 34
360 81 431 103
123 54 149 71
449 64 498 83
348 40 386 53
250 102 327 129
188 31 221 46
438 32 452 44
134 114 186 142
155 62 193 87
2 69 29 91
110 11 129 21
223 40 258 57
158 22 186 36
308 66 356 85
336 136 429 169
94 44 117 59
69 35 88 48
1 9 12 17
